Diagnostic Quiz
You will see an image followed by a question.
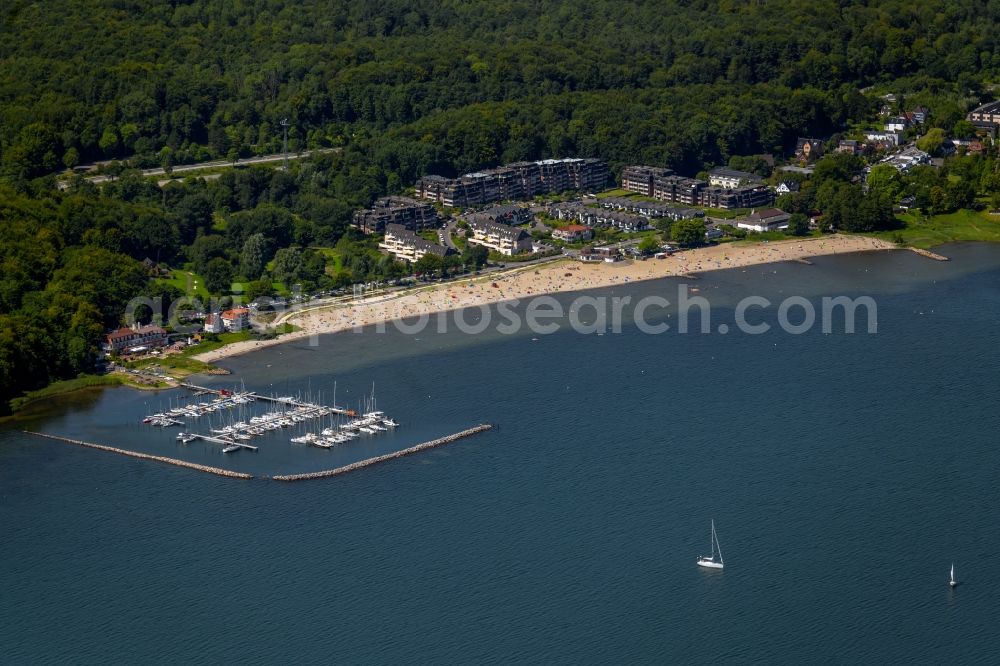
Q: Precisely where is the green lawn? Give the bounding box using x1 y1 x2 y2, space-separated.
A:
596 187 650 199
311 246 345 273
128 354 218 378
164 268 209 300
170 330 253 360
873 209 1000 249
702 208 747 220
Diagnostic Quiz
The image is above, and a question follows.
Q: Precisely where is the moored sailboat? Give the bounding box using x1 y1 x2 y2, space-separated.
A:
697 520 724 569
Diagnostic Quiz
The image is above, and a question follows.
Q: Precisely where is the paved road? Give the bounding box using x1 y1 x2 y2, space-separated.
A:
60 148 341 188
440 219 459 250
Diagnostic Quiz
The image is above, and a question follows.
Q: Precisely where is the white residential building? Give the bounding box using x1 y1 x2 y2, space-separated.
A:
220 307 250 332
467 218 533 256
708 167 761 190
379 223 449 263
203 314 224 334
884 116 911 132
551 224 593 242
736 208 791 233
865 131 904 148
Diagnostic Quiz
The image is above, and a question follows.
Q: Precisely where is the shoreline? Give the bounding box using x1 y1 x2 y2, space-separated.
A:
192 235 899 364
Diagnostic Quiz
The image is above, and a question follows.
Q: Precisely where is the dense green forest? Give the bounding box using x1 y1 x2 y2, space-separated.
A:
2 0 1000 410
2 0 999 177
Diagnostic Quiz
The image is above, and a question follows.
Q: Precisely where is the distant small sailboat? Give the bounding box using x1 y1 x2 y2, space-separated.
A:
949 563 958 588
697 520 724 569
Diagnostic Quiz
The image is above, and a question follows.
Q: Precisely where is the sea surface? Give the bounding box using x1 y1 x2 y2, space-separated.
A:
3 243 1000 664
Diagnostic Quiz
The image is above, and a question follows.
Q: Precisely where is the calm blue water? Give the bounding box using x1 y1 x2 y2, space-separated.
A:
3 244 1000 663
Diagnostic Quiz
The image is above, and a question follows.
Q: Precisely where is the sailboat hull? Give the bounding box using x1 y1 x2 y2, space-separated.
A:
697 559 724 569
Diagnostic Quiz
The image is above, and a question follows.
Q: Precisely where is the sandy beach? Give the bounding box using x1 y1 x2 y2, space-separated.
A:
192 235 897 363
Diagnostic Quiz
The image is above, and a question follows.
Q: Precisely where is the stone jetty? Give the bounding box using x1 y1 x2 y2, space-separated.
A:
910 247 949 261
24 431 254 479
272 423 494 482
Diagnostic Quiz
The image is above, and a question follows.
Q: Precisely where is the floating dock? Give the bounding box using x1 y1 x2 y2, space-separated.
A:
272 424 494 482
176 382 356 415
180 432 258 452
24 431 254 479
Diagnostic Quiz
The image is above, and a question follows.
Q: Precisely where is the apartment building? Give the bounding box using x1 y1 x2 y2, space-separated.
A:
414 158 608 208
621 165 675 197
352 196 439 235
466 218 534 256
708 167 762 190
379 224 450 263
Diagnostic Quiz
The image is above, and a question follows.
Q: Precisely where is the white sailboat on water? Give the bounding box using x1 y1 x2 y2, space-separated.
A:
697 520 724 569
949 563 958 588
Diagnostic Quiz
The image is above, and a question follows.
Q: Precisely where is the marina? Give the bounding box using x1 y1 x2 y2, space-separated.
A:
144 382 399 455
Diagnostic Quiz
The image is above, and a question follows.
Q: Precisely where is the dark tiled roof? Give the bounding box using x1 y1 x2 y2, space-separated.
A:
385 224 448 256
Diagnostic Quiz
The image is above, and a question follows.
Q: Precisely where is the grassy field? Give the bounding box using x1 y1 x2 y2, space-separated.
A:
127 354 218 378
178 331 253 357
312 247 345 273
164 268 209 300
595 187 655 200
873 210 1000 249
702 208 748 220
8 374 124 412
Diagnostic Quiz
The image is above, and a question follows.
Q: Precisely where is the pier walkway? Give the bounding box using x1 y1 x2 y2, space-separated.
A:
177 382 355 415
272 424 494 482
184 433 259 451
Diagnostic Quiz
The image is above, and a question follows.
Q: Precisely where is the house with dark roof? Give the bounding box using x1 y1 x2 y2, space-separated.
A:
475 204 533 226
837 139 862 155
884 116 911 133
546 202 649 232
795 138 824 161
597 196 703 220
967 100 1000 126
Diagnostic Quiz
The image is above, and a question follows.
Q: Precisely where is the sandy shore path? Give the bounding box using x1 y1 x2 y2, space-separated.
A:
192 235 896 363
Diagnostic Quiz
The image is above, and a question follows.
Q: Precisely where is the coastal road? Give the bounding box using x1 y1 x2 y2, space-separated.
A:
60 148 341 189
